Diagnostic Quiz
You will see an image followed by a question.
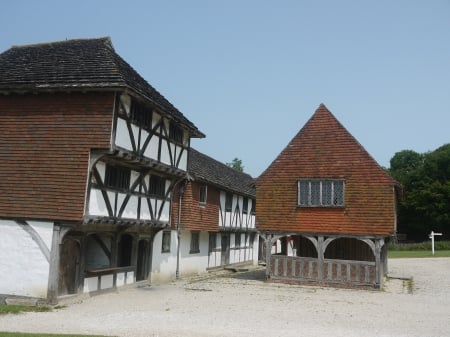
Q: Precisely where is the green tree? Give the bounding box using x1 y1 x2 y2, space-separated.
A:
226 158 244 172
389 145 450 241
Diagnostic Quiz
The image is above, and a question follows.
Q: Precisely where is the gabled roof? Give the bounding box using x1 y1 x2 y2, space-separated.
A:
256 104 398 236
189 148 255 198
258 103 396 184
0 37 204 137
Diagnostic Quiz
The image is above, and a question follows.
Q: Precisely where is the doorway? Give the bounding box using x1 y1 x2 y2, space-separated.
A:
58 237 81 296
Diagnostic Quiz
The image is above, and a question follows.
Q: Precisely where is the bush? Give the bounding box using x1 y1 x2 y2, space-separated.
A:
388 240 450 251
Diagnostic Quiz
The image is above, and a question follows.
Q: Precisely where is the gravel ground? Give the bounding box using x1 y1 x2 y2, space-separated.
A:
1 258 449 337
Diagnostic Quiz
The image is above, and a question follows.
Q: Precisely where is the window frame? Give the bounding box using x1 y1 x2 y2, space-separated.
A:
169 122 184 144
235 232 241 248
209 232 217 253
225 192 233 212
297 179 345 207
148 175 166 198
104 164 131 190
190 231 200 254
242 197 248 214
161 231 171 253
199 184 207 206
130 100 152 130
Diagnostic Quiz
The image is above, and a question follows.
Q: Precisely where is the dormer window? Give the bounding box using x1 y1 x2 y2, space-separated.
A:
298 179 344 207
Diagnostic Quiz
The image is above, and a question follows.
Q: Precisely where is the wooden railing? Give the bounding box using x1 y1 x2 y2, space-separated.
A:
270 255 376 286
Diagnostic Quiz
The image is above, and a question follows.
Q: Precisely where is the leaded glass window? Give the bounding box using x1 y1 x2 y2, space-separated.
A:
298 180 345 207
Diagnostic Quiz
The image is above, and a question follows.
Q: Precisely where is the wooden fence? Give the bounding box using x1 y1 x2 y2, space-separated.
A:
270 255 376 286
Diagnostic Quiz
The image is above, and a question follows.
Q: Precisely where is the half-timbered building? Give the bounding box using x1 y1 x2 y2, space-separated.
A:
151 149 258 282
256 104 399 288
0 38 203 302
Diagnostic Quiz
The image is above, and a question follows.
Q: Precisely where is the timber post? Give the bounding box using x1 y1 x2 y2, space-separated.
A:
47 224 62 304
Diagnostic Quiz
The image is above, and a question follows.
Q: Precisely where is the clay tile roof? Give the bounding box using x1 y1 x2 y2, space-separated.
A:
189 148 255 198
0 37 204 137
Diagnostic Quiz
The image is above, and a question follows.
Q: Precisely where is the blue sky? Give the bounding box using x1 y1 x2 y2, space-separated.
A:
2 1 449 177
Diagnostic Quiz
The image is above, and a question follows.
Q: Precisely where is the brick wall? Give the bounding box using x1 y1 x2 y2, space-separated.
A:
172 181 220 232
0 91 114 221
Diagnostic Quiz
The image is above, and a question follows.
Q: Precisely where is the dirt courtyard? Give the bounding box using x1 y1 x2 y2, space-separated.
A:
1 258 449 337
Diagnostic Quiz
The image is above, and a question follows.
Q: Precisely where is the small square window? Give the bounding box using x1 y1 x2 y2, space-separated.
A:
161 231 171 253
169 122 183 144
149 175 166 198
190 231 200 254
105 164 130 190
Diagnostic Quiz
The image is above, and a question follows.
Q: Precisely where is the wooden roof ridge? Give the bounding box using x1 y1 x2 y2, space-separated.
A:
0 37 204 137
188 148 255 198
258 103 397 184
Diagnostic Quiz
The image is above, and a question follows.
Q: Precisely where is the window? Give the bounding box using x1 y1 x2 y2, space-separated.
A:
235 233 241 248
249 233 255 249
298 180 344 207
130 100 152 129
149 175 166 197
209 232 217 252
242 197 248 214
161 231 171 253
199 185 207 205
190 231 200 254
169 122 183 144
225 192 233 212
250 199 256 215
105 164 130 190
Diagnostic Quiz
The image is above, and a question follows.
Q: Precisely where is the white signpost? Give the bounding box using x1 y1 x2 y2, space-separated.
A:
429 231 443 256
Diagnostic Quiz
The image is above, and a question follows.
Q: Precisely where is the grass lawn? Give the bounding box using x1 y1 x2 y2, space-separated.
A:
388 250 450 258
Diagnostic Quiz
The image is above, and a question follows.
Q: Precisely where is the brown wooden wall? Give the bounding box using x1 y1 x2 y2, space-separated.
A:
172 181 220 232
0 92 114 221
256 105 397 236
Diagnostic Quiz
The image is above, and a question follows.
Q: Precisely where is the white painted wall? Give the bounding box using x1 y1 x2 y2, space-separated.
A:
151 230 210 283
0 220 54 298
151 230 259 283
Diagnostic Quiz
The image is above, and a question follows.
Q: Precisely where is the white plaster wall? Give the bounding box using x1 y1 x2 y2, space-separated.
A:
151 230 177 283
115 117 133 150
151 230 210 283
151 230 259 284
0 220 53 298
179 230 209 276
88 189 109 216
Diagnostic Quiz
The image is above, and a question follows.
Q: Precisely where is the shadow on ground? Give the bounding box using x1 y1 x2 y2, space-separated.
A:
229 268 266 281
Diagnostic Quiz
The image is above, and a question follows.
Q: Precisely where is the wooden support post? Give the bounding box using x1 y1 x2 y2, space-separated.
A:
374 239 384 287
317 235 324 281
265 235 272 279
47 224 61 304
